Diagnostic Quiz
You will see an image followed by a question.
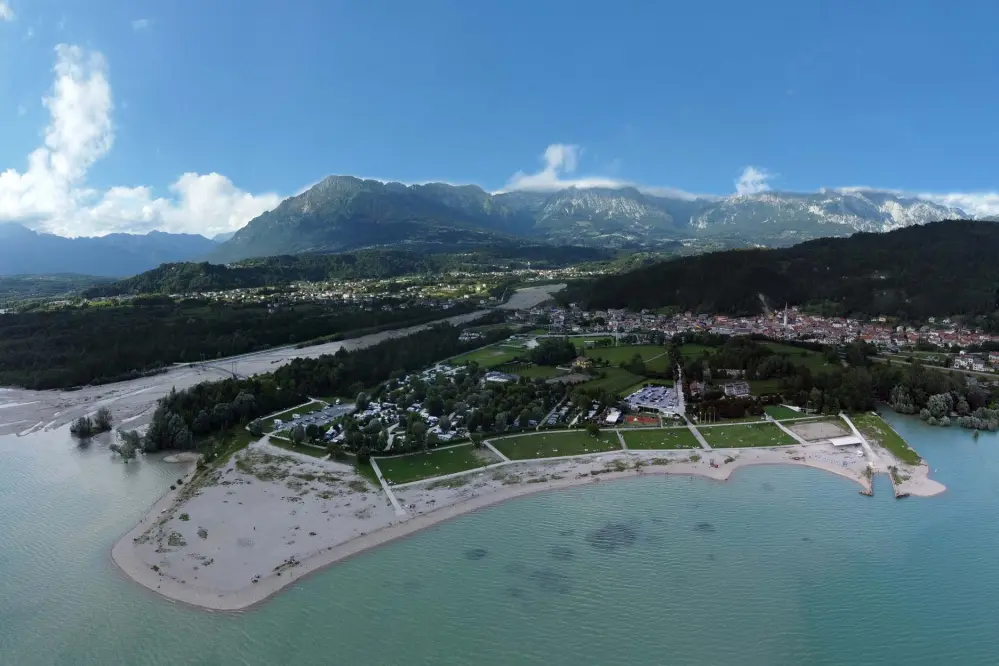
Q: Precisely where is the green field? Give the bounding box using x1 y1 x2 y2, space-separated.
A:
501 363 566 379
375 445 495 484
851 413 921 464
579 367 647 394
492 430 621 460
583 344 670 372
699 423 796 448
760 341 837 374
448 345 524 368
570 336 615 349
678 343 716 359
263 402 326 432
748 379 783 394
622 427 700 450
764 405 807 420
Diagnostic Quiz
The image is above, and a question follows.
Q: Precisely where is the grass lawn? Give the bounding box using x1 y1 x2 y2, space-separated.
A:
492 430 621 460
263 402 326 432
851 413 921 464
501 363 566 379
375 445 494 484
748 379 783 395
583 345 670 372
570 336 615 349
198 427 259 465
449 345 523 368
579 367 646 394
765 405 807 420
700 422 797 448
678 343 717 359
622 427 700 450
269 438 329 458
760 341 837 375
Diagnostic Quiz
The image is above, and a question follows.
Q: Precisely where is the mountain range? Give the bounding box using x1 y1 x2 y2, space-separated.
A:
209 176 989 262
0 223 218 276
2 177 992 276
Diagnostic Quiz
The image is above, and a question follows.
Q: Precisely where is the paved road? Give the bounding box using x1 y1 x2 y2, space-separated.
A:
682 415 712 451
840 413 884 471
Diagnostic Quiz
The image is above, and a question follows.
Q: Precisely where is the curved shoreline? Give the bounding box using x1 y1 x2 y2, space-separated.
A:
110 447 940 612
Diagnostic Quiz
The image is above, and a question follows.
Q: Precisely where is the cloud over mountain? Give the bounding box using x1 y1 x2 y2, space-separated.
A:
0 45 281 238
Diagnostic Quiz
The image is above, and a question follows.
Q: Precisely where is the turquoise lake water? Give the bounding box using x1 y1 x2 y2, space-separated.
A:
1 413 998 665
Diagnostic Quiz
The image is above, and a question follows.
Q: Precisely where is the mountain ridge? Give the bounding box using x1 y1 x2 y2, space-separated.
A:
211 178 990 262
0 223 218 276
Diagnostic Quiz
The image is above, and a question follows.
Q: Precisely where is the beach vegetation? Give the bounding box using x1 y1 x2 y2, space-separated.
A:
427 475 471 489
851 413 921 465
347 479 369 493
70 409 114 438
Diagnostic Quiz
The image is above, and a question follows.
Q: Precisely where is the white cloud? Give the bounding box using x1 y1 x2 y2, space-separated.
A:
0 3 14 21
915 191 999 218
503 143 633 192
0 45 281 238
131 18 151 31
735 166 772 195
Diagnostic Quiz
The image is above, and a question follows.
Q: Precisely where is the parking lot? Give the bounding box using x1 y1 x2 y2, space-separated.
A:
272 404 353 433
625 385 680 414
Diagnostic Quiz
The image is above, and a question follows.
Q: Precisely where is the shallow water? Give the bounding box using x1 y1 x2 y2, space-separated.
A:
1 413 998 665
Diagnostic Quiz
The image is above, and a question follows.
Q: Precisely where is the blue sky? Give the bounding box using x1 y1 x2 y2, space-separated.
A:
1 0 997 237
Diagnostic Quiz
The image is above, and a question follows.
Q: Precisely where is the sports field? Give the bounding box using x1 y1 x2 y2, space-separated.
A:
622 427 700 450
699 423 796 448
492 430 621 460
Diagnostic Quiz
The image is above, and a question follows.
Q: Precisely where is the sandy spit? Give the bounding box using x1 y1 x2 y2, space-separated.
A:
111 438 941 612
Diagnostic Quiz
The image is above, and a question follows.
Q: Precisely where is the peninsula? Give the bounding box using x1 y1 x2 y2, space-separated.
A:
111 405 943 611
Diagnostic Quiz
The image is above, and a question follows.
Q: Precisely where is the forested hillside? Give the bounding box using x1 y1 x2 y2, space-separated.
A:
569 220 999 328
84 245 613 297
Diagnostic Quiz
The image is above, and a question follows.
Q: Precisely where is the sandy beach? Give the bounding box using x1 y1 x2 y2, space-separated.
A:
111 431 945 612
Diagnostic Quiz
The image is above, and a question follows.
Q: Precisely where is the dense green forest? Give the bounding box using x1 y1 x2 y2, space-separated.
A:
566 221 999 329
84 244 613 297
0 298 476 390
142 321 514 453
